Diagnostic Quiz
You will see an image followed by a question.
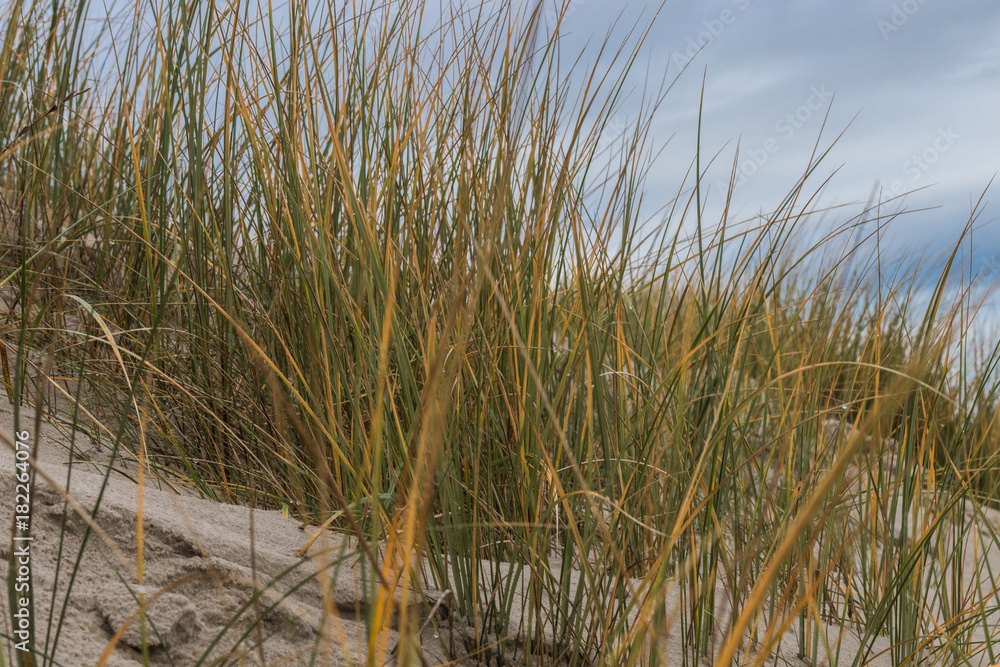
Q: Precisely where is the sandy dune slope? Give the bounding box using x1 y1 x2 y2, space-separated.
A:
2 401 999 666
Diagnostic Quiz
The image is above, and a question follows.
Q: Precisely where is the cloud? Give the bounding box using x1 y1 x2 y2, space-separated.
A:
548 0 998 262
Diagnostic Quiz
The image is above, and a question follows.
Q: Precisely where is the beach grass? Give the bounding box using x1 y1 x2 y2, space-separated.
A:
1 0 1000 664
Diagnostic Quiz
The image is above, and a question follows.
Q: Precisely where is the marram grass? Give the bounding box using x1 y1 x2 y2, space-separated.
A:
1 0 999 664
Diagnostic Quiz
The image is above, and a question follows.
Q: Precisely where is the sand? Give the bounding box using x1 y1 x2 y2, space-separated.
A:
1 400 999 665
0 401 461 665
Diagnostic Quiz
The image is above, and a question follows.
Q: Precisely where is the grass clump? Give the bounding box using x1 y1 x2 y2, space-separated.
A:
1 0 1000 664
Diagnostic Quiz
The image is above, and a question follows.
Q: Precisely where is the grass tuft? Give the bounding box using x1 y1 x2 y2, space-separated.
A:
1 0 999 664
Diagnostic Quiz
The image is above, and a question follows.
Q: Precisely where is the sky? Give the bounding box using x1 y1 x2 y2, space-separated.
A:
79 0 1000 303
533 0 1000 293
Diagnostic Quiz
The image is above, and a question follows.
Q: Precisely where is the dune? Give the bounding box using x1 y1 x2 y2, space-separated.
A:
3 401 1000 665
